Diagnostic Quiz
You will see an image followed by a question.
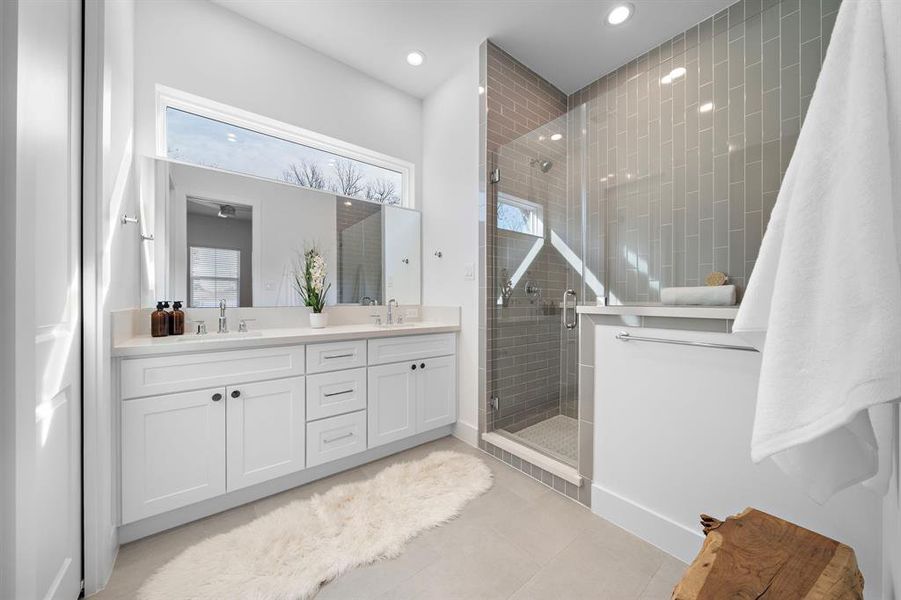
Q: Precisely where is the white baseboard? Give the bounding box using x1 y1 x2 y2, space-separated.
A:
452 420 478 447
591 482 703 564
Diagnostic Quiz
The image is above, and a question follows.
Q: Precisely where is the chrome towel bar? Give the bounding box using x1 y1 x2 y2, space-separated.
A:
615 331 759 352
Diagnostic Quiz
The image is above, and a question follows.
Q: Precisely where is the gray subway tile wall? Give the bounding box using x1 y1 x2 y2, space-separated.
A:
571 0 838 302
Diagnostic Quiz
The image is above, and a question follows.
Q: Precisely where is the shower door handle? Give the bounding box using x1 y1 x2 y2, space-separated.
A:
563 289 577 330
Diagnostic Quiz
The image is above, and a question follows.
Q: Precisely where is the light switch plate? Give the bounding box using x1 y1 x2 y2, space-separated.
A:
464 262 475 280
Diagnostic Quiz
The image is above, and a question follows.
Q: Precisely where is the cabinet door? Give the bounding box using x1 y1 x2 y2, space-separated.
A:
226 377 305 491
416 355 457 432
367 362 417 448
122 388 226 524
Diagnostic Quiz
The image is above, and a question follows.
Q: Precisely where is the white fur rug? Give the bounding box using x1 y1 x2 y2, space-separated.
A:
137 450 493 600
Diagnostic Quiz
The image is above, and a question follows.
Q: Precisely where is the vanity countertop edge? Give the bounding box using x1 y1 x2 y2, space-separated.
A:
113 322 462 358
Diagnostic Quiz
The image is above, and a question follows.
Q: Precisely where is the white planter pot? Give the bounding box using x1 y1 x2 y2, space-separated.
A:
310 312 328 329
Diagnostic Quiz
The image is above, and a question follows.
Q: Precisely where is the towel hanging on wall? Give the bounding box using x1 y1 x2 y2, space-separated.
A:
733 0 901 503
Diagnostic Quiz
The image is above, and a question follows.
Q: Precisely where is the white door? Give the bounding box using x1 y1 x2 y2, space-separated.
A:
7 0 84 597
121 389 226 523
416 355 457 432
226 377 305 491
367 362 417 448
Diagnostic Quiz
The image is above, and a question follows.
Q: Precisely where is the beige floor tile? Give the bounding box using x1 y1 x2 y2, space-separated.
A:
509 518 668 600
487 484 596 564
638 555 687 599
375 519 542 600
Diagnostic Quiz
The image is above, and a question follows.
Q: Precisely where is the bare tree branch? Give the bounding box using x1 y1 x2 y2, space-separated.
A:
283 160 329 189
331 159 366 197
365 178 400 204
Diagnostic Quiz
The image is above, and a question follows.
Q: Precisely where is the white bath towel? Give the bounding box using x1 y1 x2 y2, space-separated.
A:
660 285 736 306
733 0 901 503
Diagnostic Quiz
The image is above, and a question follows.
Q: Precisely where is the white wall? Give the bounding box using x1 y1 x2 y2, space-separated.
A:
83 0 140 593
421 51 480 445
133 0 422 201
591 325 884 598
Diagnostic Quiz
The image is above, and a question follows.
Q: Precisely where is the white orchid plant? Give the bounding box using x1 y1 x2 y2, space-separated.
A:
294 246 331 313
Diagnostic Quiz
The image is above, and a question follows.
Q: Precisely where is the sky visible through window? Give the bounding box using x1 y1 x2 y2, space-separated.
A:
166 108 403 205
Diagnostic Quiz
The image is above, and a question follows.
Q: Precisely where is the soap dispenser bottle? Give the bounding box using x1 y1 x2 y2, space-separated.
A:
170 301 185 335
151 302 169 337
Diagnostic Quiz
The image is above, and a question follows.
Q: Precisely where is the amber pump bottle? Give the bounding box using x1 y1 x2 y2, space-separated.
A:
151 302 169 337
170 301 185 335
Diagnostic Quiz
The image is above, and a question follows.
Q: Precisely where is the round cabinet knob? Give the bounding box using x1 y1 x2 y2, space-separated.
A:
211 393 222 402
411 364 417 370
420 363 425 369
231 390 241 398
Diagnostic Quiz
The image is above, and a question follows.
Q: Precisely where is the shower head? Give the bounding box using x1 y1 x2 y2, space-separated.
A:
531 159 553 173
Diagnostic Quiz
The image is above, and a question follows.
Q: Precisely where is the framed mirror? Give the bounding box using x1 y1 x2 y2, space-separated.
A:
139 158 421 308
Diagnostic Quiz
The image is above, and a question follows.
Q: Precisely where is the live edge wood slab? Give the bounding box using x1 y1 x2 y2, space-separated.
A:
673 508 864 599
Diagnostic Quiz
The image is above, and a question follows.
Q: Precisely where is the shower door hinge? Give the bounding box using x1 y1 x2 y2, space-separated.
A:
489 168 500 184
488 396 499 412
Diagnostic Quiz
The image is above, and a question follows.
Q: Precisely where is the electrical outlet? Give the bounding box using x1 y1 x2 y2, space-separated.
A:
405 308 419 318
464 262 475 280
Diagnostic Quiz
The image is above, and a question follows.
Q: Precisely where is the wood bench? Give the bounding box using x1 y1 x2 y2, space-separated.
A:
673 508 864 599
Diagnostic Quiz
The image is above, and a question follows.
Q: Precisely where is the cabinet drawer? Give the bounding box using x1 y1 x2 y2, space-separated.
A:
121 345 305 399
367 333 456 366
306 340 366 374
306 368 366 421
306 410 367 467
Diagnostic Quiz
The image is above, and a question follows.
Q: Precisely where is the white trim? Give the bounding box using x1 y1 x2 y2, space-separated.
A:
482 431 582 486
154 85 416 208
590 482 702 563
82 1 118 594
452 420 479 447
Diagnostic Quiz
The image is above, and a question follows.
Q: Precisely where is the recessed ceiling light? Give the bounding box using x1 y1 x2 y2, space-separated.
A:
406 51 425 66
606 4 633 26
550 133 563 141
660 66 687 84
699 101 715 113
344 200 352 206
227 132 237 142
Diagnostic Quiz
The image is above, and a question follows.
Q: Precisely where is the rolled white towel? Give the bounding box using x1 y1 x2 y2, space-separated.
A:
660 285 737 306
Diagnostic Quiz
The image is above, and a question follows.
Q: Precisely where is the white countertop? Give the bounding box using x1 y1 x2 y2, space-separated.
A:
576 304 740 320
113 321 461 358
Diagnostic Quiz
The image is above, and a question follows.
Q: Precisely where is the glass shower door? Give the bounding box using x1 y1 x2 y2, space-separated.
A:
488 110 585 467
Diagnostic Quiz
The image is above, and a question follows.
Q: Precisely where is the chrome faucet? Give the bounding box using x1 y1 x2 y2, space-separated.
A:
386 298 397 325
218 299 229 333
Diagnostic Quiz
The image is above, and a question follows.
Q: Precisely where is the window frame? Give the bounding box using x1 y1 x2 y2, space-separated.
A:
497 193 545 237
155 85 416 208
188 245 242 308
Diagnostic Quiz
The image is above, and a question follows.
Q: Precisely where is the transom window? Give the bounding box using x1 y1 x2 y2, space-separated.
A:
497 193 544 237
157 86 414 207
189 246 240 308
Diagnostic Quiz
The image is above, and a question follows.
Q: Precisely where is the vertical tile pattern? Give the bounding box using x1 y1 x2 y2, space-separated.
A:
571 0 835 301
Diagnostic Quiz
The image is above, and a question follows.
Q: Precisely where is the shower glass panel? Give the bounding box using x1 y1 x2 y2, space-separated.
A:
489 111 586 467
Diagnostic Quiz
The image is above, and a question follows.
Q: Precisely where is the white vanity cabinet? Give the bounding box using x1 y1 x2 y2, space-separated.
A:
121 387 226 524
367 334 457 449
119 331 457 531
226 377 306 492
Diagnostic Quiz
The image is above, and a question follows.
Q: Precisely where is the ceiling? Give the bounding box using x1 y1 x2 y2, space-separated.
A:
211 0 735 98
